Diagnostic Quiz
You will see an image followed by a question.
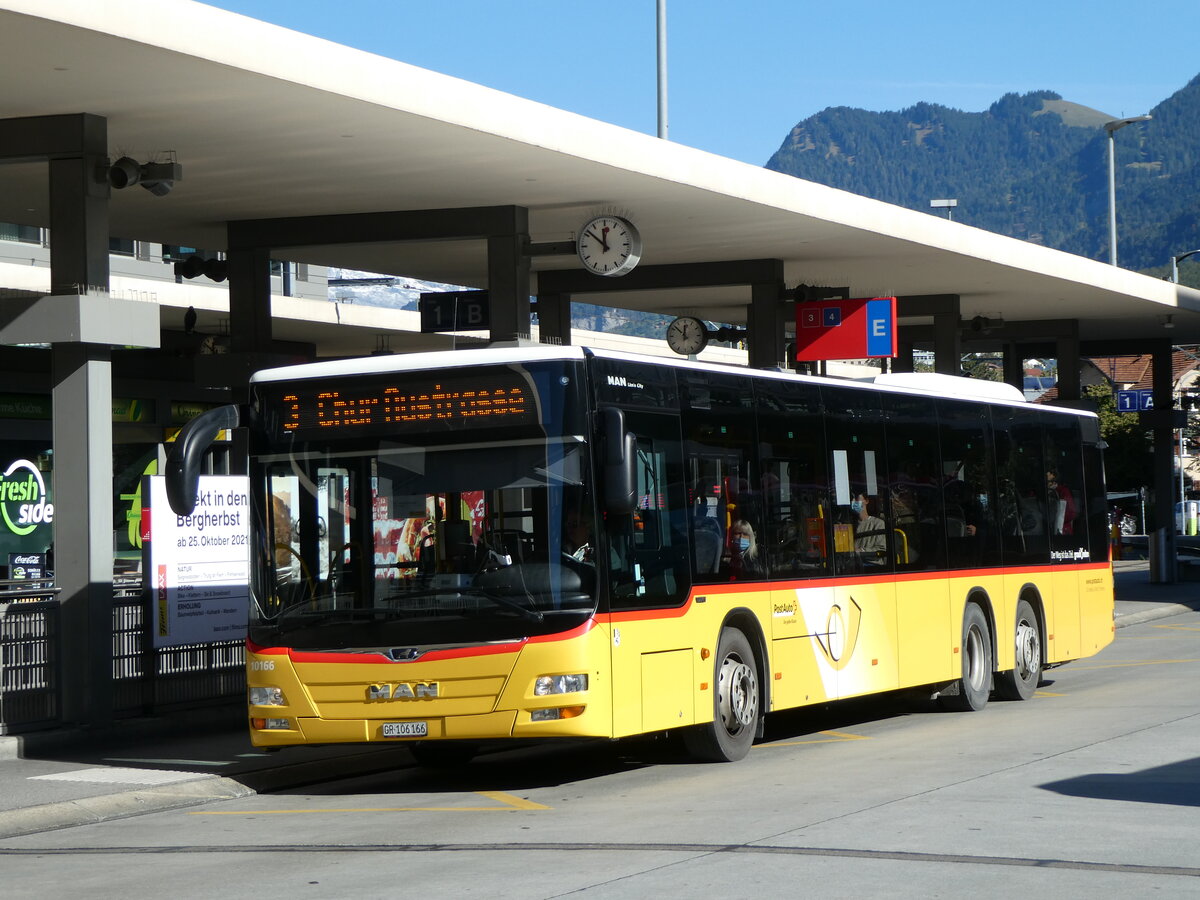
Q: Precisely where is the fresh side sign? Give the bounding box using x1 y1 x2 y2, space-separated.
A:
794 297 897 361
0 459 54 536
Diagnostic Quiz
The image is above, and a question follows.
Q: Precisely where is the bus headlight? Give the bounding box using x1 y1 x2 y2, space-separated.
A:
249 686 286 707
534 674 588 696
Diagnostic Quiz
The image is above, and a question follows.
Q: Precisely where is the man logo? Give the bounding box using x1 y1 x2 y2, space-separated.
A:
367 682 438 700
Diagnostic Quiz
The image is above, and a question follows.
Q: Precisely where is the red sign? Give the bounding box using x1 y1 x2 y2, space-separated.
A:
794 297 897 361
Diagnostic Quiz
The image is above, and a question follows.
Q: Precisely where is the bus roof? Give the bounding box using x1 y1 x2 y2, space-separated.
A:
250 344 1092 417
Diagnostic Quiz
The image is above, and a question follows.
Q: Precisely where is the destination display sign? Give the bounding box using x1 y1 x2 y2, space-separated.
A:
263 369 539 439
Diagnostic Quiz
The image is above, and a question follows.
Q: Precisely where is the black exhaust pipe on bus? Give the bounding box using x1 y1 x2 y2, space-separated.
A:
164 403 242 516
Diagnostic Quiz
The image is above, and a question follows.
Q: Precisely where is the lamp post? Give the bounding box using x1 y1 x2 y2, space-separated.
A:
931 198 958 221
656 0 667 139
1171 249 1200 284
1104 115 1152 266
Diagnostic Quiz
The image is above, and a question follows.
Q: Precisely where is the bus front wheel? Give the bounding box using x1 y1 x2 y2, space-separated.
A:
941 603 992 712
683 627 760 762
996 599 1042 701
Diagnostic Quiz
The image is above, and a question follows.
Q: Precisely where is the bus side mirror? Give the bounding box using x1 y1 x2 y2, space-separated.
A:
601 407 638 515
164 404 241 515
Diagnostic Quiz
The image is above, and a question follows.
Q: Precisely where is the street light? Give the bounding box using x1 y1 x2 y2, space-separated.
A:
1171 249 1200 284
931 198 958 221
1104 115 1152 266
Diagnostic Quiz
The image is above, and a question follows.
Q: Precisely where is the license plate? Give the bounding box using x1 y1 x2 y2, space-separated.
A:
382 721 427 738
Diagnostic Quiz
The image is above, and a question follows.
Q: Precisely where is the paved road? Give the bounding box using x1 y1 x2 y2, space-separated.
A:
2 605 1198 898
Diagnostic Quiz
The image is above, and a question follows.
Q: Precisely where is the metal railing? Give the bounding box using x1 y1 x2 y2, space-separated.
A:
0 577 245 735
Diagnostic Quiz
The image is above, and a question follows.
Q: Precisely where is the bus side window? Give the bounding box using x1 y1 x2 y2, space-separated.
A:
882 392 944 572
681 371 763 582
994 406 1049 564
824 386 891 575
938 399 1002 569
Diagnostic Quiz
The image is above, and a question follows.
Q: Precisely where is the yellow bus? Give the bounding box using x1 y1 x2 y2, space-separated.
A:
166 346 1114 763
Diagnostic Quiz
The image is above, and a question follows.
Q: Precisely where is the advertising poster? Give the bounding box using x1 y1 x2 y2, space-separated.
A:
145 475 250 648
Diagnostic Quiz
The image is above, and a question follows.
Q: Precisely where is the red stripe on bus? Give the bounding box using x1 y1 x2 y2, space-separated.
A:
246 620 595 664
601 560 1111 623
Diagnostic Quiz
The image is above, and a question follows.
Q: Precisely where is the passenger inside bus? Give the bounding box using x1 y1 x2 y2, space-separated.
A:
852 494 888 563
564 507 593 563
729 519 762 579
1046 468 1076 535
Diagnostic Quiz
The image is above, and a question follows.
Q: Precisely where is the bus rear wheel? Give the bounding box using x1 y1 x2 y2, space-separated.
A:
941 603 992 712
683 627 760 762
996 599 1042 701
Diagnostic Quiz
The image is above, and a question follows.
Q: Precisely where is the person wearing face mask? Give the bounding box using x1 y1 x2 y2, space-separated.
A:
729 519 762 578
852 493 887 562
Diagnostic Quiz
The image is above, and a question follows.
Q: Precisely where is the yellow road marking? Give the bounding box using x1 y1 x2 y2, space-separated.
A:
759 729 869 749
189 790 549 815
1153 624 1200 632
1034 690 1065 697
1067 658 1200 671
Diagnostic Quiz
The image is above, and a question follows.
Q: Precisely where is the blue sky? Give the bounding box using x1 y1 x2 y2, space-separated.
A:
207 0 1198 166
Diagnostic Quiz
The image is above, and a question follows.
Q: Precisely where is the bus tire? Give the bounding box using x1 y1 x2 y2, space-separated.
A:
941 603 992 712
683 627 760 762
407 741 478 768
996 599 1042 701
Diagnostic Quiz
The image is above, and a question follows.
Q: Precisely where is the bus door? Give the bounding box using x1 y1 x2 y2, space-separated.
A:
601 409 691 738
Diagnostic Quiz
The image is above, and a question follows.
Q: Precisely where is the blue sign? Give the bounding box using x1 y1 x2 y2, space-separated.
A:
822 307 842 327
865 299 894 358
1117 389 1154 412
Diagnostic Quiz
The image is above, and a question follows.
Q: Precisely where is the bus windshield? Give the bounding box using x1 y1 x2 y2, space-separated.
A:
252 434 597 648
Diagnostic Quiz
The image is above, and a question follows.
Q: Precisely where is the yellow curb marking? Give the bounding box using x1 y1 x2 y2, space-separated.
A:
759 729 870 749
189 790 550 815
1067 658 1200 671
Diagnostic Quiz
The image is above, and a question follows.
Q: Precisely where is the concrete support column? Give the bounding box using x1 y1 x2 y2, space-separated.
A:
892 337 915 373
747 280 785 369
1003 342 1025 393
1151 342 1178 582
227 247 273 353
487 212 531 343
42 116 115 726
1055 322 1081 403
52 342 114 724
535 293 571 345
48 157 110 295
933 310 961 376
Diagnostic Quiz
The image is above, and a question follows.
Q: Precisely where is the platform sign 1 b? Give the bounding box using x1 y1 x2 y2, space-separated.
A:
419 290 489 332
795 297 897 361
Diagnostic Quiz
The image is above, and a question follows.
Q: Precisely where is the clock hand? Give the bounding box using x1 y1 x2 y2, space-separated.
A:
585 228 610 252
601 226 611 252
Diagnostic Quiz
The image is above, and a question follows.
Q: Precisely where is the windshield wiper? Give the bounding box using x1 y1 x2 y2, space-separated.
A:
466 588 544 623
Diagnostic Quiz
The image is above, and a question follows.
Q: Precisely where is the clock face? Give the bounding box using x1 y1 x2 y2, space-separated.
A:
666 316 708 355
577 215 642 277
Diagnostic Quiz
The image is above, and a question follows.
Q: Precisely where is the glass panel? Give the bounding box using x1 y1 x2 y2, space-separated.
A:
1044 412 1089 562
757 379 829 579
824 386 890 574
994 406 1048 564
883 392 945 571
251 436 597 648
607 411 690 609
938 400 1003 569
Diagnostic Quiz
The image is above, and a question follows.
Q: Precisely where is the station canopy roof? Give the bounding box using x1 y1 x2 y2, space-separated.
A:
2 0 1199 347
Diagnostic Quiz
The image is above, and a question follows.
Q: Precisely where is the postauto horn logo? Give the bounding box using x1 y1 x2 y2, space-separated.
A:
0 459 54 536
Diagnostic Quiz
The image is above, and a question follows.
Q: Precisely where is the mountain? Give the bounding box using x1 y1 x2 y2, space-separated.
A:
765 76 1200 278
